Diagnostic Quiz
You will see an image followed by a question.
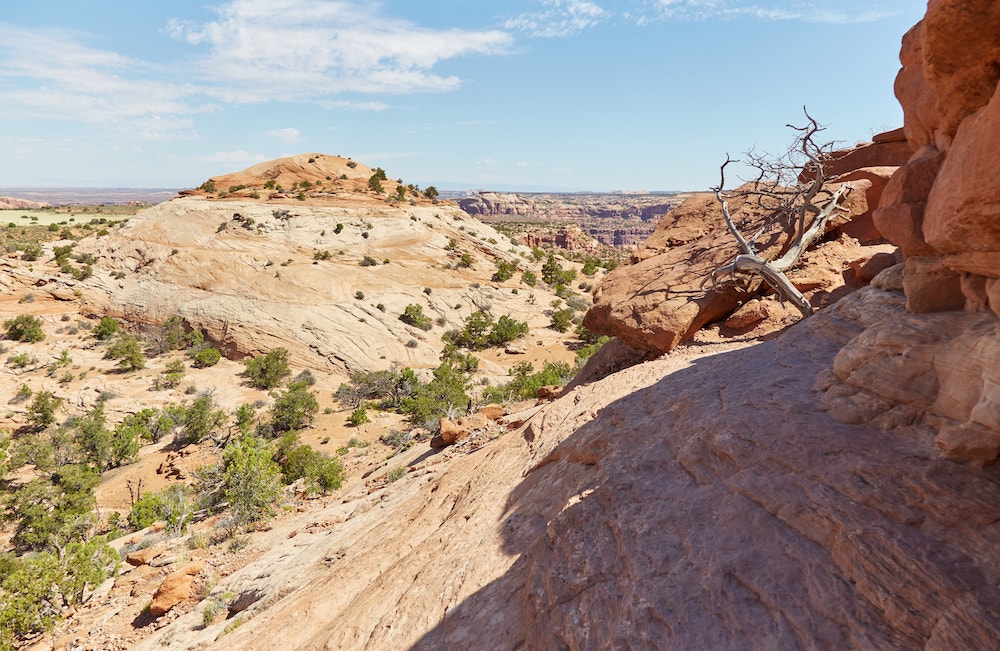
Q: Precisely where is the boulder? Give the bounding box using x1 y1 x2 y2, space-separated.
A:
922 0 1000 142
431 413 490 448
586 177 895 354
125 545 163 567
894 22 941 149
148 561 205 616
923 81 1000 258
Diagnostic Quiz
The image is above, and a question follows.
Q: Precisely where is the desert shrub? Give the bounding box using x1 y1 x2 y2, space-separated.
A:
193 347 221 368
541 253 576 286
482 361 575 403
267 381 319 435
458 252 474 268
222 435 281 530
127 484 192 534
5 314 44 342
399 304 432 331
158 359 185 389
6 464 98 552
20 242 42 261
386 466 408 483
521 270 537 287
104 334 145 371
360 255 378 267
492 260 518 282
581 257 598 276
400 363 470 427
7 352 33 369
0 537 117 648
27 391 61 431
279 440 345 495
565 295 590 312
181 396 227 445
549 308 575 333
347 404 369 427
335 367 418 410
243 348 290 390
423 186 439 199
442 311 527 351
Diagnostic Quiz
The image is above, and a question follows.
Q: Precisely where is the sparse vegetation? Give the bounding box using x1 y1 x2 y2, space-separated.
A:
243 348 291 390
5 314 44 343
399 304 433 331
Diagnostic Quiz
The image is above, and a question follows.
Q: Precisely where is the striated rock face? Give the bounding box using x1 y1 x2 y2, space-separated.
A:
457 191 685 249
133 288 1000 650
60 194 570 378
825 304 1000 465
874 0 1000 316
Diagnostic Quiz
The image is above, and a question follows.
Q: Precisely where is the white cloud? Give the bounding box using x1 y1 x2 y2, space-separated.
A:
188 150 269 165
0 22 208 139
168 0 513 101
651 0 895 24
505 0 607 37
266 127 301 143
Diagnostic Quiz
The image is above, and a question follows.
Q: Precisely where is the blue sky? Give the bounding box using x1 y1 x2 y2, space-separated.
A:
0 1 924 192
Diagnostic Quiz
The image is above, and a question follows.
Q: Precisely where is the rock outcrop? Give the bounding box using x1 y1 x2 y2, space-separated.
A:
833 0 1000 462
52 161 576 379
0 196 50 209
584 169 897 354
130 287 1000 650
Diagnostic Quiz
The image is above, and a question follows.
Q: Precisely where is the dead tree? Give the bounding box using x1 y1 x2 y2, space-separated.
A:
708 110 852 317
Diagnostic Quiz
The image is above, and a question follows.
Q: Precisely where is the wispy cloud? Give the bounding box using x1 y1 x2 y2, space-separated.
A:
167 0 513 101
0 22 207 139
186 150 270 165
266 127 301 143
651 0 895 24
505 0 608 37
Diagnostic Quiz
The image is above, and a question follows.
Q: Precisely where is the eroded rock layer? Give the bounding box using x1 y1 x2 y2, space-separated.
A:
132 287 1000 651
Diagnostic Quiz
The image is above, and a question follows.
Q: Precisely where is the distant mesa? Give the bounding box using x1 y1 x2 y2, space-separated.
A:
0 196 50 210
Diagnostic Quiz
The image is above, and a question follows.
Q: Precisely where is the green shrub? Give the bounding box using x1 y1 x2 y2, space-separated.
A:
482 361 575 403
549 308 575 333
442 311 527 350
193 347 222 368
128 485 192 534
181 396 227 445
348 404 369 427
20 242 42 261
400 363 470 427
267 381 319 435
492 260 517 282
399 304 432 331
222 435 281 530
104 334 145 371
243 348 291 390
5 314 44 342
279 442 345 495
27 391 61 430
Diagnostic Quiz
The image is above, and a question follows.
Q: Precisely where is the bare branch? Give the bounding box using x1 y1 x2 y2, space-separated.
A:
708 109 849 319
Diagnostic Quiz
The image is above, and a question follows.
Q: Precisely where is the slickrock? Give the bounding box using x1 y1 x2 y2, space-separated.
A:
130 287 1000 650
57 184 570 377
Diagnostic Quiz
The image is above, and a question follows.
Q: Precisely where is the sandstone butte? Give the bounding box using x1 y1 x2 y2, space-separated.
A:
45 153 581 381
10 2 1000 649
